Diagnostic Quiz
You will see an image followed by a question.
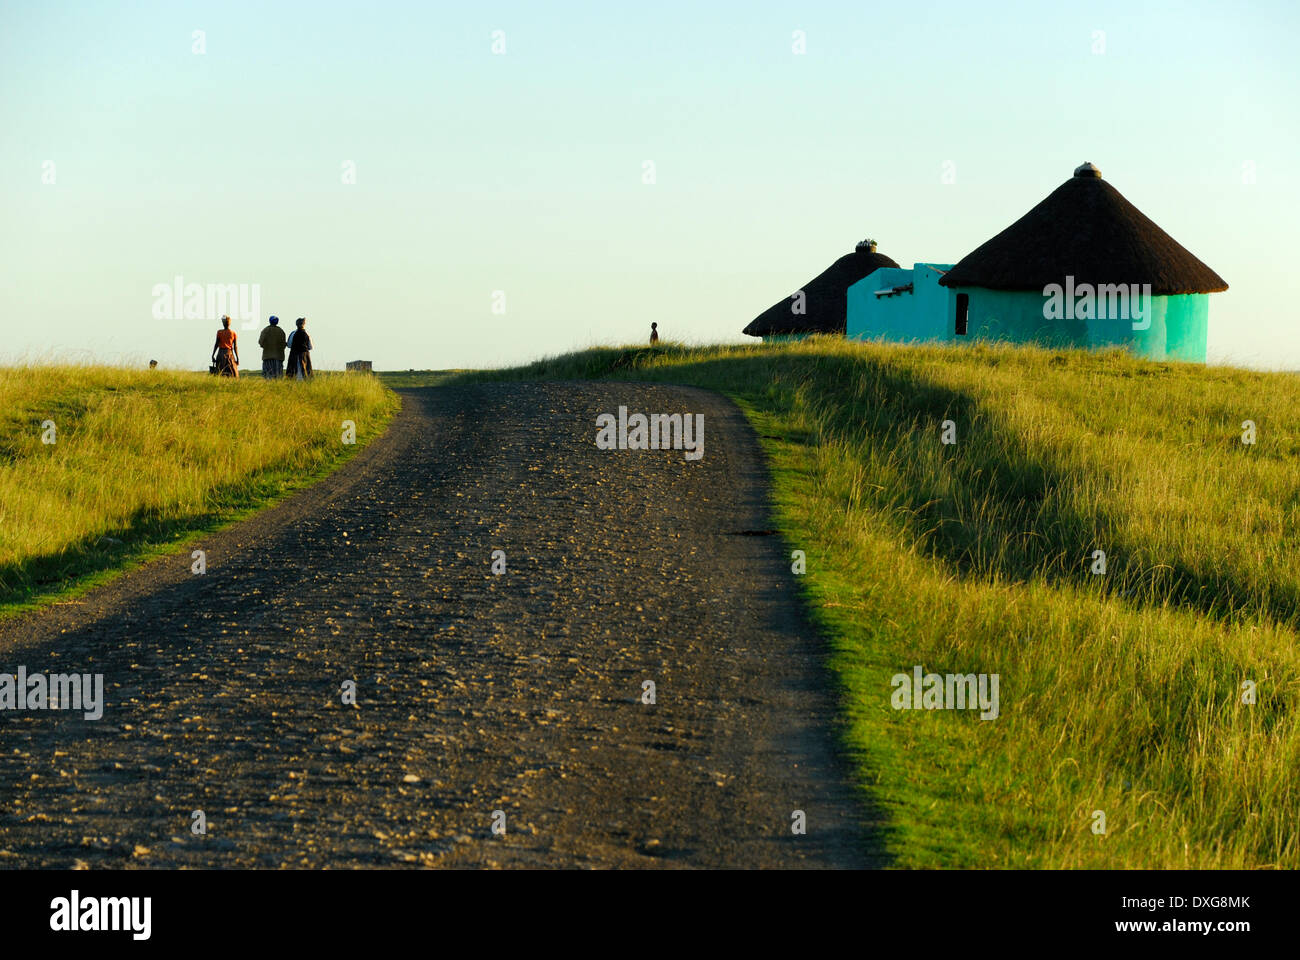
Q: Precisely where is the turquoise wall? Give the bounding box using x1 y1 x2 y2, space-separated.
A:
956 288 1084 347
846 263 954 343
1159 295 1209 362
837 267 1211 362
946 287 1209 362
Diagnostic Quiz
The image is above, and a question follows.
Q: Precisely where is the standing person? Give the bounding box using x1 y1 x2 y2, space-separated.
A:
212 316 239 378
286 317 313 380
650 322 659 345
258 315 287 379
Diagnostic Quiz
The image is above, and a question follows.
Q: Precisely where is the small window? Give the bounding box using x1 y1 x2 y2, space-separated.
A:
955 293 969 336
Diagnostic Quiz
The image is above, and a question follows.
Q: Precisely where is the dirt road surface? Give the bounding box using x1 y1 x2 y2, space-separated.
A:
0 382 882 868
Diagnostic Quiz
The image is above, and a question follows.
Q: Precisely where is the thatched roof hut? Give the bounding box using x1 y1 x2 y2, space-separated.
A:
939 163 1227 295
743 240 900 337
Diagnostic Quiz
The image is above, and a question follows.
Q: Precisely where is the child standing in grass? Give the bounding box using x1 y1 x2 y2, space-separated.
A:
650 322 659 345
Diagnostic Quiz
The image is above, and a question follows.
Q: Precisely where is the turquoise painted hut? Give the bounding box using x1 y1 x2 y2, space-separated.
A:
846 261 956 344
743 240 899 342
936 163 1228 362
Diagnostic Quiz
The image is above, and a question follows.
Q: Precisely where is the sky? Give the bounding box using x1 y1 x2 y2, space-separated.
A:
2 0 1297 371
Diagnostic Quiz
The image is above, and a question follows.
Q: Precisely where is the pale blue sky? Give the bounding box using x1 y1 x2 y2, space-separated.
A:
2 0 1296 370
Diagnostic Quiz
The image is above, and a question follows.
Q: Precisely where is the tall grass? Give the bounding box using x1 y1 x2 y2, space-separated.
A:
0 366 398 616
446 338 1300 868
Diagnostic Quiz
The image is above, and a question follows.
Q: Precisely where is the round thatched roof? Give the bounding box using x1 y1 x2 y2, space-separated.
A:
743 241 900 337
939 164 1227 295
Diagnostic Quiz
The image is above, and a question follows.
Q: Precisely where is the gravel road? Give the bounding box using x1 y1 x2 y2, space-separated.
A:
0 382 880 868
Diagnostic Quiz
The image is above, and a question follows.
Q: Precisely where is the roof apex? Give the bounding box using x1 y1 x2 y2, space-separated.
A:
938 171 1227 295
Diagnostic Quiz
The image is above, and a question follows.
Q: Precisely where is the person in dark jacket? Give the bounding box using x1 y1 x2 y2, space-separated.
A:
286 317 313 380
258 315 287 378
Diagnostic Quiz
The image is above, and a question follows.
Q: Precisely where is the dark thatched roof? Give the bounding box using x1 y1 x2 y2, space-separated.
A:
939 164 1227 295
743 242 900 337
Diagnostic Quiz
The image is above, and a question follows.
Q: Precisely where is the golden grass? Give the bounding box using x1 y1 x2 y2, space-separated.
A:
0 365 398 614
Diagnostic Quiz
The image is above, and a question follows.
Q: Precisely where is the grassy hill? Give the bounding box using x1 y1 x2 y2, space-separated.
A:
0 367 398 617
434 338 1300 869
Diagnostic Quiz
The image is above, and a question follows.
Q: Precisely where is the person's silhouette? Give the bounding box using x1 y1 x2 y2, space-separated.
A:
212 316 239 377
650 322 659 345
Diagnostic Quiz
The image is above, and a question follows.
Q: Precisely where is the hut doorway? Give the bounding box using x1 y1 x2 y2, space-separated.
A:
955 294 969 336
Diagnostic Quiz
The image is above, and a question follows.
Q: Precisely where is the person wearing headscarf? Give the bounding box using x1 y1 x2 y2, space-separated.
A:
212 315 239 377
286 317 313 380
258 315 287 379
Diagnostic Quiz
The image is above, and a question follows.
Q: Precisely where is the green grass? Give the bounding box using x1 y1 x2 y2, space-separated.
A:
375 369 467 389
439 337 1300 869
0 367 399 618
